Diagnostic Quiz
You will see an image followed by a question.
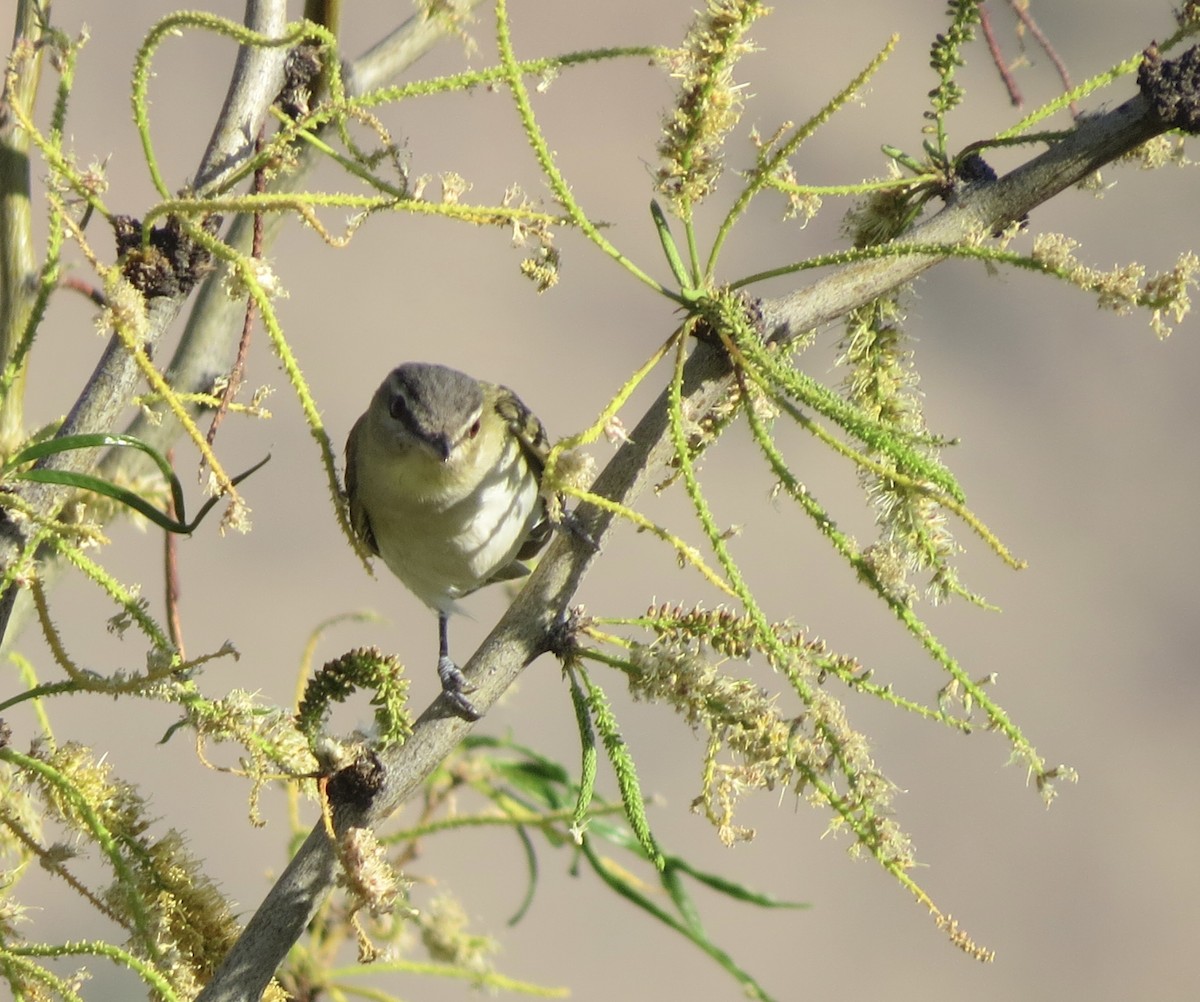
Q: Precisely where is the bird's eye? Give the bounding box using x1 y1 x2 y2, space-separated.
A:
389 394 410 423
468 419 481 439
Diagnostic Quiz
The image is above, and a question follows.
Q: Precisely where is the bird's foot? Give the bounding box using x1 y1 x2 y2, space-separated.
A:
437 655 482 721
557 507 599 552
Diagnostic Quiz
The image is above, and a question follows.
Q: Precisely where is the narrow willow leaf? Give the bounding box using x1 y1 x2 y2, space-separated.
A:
650 199 697 296
4 433 269 534
506 823 540 927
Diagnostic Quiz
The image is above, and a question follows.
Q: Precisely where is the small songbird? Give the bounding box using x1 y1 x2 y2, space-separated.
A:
344 362 553 720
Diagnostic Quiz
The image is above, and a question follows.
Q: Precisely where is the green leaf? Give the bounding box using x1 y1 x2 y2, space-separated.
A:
506 824 540 927
650 200 702 302
579 840 779 1002
493 760 573 808
3 432 269 534
669 857 809 910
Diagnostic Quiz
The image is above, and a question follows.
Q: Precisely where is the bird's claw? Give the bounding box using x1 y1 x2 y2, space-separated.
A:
558 507 598 552
438 655 482 721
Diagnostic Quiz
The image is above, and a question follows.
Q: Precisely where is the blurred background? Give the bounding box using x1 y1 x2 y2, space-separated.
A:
4 1 1199 999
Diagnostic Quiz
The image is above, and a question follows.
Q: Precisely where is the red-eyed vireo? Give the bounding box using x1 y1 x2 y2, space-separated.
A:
345 362 553 720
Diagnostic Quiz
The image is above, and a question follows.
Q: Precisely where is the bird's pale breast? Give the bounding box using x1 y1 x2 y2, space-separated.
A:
359 425 540 612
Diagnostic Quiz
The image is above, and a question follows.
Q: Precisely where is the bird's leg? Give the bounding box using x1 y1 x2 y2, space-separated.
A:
436 611 481 721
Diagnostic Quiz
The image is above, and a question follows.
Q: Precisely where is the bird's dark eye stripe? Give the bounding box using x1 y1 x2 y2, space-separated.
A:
389 393 411 423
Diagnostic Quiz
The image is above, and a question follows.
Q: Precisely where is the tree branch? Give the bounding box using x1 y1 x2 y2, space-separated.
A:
0 0 290 641
0 0 491 649
195 0 290 195
101 0 491 470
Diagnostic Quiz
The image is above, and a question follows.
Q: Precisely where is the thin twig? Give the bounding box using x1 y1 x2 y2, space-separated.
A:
1010 0 1078 116
980 2 1023 106
206 133 266 452
59 275 109 308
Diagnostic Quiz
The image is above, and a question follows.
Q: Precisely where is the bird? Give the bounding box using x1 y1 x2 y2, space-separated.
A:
344 362 553 720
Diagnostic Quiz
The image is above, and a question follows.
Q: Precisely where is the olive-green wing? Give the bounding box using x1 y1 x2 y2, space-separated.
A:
344 413 380 557
492 384 555 564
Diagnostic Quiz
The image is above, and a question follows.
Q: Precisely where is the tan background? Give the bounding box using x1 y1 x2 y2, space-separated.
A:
5 1 1199 999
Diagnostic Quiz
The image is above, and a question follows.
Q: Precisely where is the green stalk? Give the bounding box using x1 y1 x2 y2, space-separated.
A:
0 0 49 453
